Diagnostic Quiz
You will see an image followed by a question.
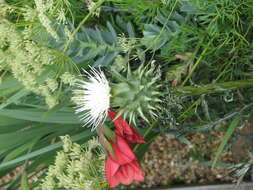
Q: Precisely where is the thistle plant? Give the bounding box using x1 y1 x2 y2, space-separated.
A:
71 65 151 188
39 135 107 190
73 64 161 130
111 64 161 124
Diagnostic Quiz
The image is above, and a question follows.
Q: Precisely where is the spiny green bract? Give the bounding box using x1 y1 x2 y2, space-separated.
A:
39 135 107 190
111 64 162 125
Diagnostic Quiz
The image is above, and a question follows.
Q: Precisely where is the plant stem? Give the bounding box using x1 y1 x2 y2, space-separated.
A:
178 102 253 134
133 120 158 152
63 0 106 53
181 41 209 86
173 79 253 96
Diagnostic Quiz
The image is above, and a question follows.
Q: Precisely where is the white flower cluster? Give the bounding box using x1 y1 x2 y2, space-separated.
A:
45 78 58 92
0 20 59 108
61 72 76 86
39 135 106 190
0 0 12 18
87 1 101 17
23 7 37 22
161 0 168 5
34 0 59 40
56 8 67 23
0 2 80 108
117 34 136 53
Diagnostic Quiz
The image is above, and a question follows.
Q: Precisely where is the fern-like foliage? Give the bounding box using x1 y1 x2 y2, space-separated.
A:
141 11 186 51
32 17 137 68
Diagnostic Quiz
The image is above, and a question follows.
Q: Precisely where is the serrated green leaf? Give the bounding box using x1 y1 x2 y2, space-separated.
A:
106 21 117 42
126 22 135 38
142 24 169 50
93 52 118 67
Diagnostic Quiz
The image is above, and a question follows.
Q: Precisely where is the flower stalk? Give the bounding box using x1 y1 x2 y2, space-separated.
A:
63 0 106 53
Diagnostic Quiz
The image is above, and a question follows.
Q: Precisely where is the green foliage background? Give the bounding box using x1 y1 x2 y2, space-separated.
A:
0 0 253 189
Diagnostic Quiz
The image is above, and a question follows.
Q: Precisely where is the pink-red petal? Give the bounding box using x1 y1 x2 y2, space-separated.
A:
108 109 145 144
106 156 120 178
132 160 144 181
120 164 134 185
110 135 136 164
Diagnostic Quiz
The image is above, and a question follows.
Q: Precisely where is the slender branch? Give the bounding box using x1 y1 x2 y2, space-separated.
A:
181 44 207 86
177 103 253 134
133 120 158 152
173 79 253 96
63 0 106 53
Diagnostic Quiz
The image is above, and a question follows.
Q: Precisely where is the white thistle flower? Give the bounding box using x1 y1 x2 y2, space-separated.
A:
73 67 110 130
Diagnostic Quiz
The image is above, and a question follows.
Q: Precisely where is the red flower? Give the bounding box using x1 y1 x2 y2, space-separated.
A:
105 134 144 188
104 110 146 188
108 109 145 144
106 154 144 188
109 135 136 165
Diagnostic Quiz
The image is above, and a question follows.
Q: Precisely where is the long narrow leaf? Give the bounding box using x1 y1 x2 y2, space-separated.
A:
0 131 93 169
0 124 69 150
0 115 29 127
3 137 40 162
0 108 82 124
0 89 30 109
212 115 240 169
21 172 30 190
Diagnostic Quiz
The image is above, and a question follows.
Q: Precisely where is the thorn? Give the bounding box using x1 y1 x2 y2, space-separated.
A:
138 107 149 123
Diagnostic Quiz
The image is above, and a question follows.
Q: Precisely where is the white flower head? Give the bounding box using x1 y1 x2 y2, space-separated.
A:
73 67 110 130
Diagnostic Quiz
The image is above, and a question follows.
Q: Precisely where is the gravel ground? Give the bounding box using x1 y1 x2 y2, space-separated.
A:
131 131 244 189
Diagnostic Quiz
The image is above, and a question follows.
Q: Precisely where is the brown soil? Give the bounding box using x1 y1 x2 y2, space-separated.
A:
132 130 250 188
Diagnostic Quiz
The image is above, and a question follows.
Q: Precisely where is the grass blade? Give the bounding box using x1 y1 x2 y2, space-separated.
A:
212 115 240 169
0 131 93 169
0 89 30 109
0 108 82 124
21 172 30 190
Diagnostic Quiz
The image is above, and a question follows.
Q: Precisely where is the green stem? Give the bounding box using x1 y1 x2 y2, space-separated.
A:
178 103 253 134
173 79 253 96
181 41 209 86
133 121 158 152
63 0 106 53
